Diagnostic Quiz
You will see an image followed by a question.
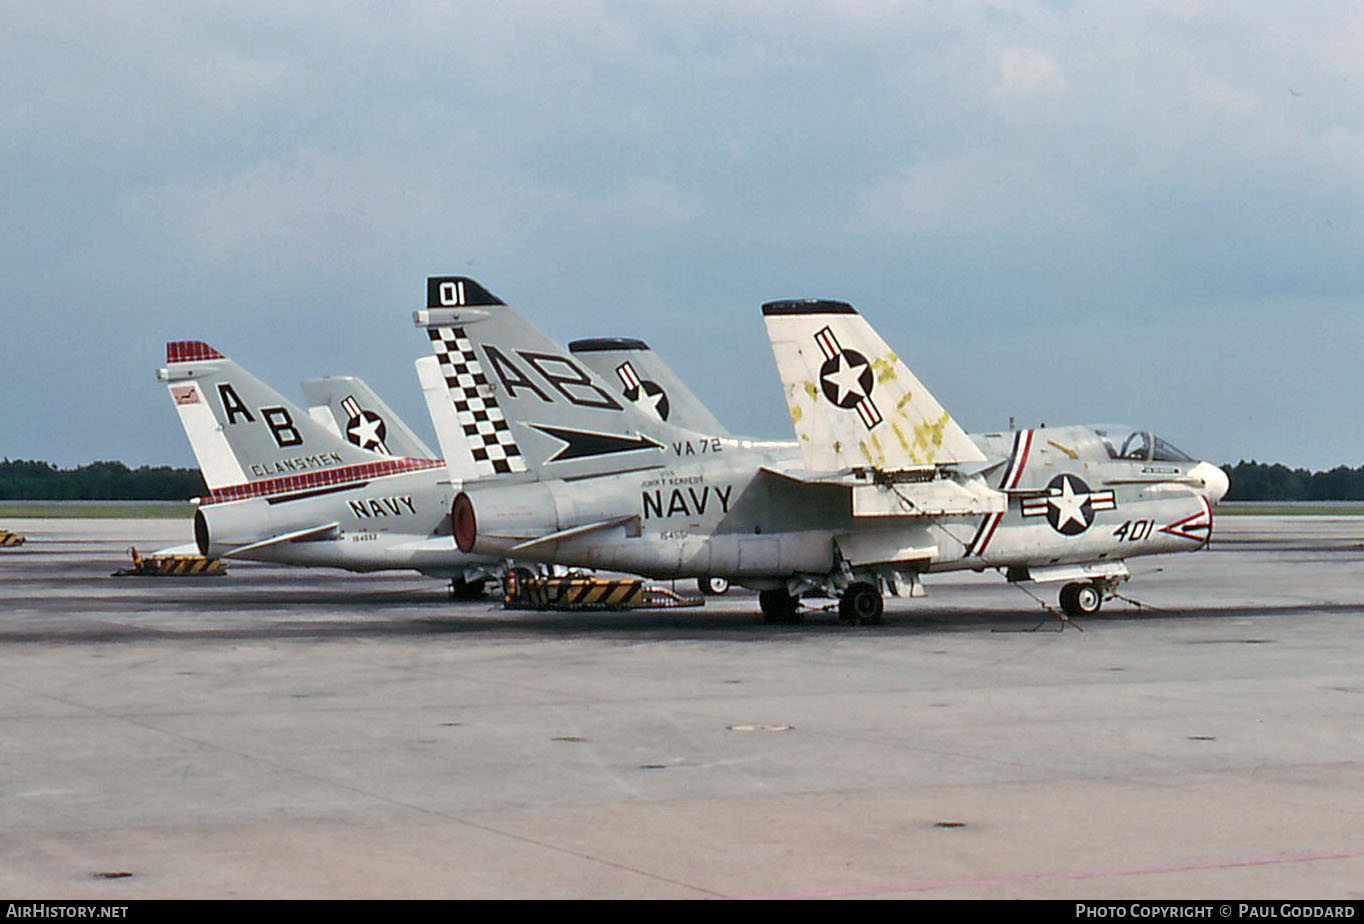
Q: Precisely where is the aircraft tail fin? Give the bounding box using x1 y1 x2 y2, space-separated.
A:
414 354 486 483
568 337 730 436
300 375 436 460
761 300 984 472
414 277 704 482
158 341 390 492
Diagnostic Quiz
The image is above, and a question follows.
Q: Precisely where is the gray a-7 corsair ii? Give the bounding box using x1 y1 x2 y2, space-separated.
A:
158 335 744 596
420 277 1228 623
159 340 501 594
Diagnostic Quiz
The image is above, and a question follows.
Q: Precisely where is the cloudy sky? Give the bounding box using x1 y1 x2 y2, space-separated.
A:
4 1 1362 470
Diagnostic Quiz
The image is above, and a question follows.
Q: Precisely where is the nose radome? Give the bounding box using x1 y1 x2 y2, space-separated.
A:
1190 461 1230 505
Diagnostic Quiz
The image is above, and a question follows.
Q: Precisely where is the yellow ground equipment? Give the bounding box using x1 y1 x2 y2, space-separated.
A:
0 529 25 547
502 569 702 611
112 547 227 577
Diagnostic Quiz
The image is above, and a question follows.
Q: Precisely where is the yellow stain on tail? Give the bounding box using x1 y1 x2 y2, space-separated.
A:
909 413 951 462
872 352 899 384
870 431 888 467
891 421 911 454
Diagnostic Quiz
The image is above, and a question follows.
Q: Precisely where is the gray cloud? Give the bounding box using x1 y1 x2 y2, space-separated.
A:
3 2 1362 469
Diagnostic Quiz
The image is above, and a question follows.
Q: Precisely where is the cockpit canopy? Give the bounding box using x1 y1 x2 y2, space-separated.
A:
1091 425 1195 463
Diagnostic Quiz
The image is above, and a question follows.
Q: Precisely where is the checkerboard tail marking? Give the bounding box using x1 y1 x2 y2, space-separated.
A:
428 327 527 475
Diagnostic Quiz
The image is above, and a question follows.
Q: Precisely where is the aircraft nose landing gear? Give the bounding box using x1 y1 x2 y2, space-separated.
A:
1059 581 1104 618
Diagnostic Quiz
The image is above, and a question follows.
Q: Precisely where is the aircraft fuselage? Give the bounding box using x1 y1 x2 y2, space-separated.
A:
192 463 476 579
458 424 1215 588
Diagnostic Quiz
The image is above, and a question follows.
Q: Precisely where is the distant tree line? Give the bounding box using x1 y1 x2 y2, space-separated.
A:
1221 461 1364 501
0 460 206 500
1 457 1361 502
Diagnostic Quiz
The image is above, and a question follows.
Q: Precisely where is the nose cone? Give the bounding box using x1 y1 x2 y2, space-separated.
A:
1190 461 1230 505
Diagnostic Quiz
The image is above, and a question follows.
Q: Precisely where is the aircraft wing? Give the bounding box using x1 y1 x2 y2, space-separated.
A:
759 465 1005 517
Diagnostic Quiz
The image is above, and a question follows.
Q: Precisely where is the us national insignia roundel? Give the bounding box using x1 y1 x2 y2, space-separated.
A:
341 395 390 454
1020 473 1117 536
813 326 882 429
615 361 670 422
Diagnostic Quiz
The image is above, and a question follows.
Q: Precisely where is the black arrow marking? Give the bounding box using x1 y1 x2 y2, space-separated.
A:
529 425 666 463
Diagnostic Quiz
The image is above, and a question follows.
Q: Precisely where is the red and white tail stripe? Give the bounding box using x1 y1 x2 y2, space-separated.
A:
200 457 444 506
167 341 225 363
615 361 643 392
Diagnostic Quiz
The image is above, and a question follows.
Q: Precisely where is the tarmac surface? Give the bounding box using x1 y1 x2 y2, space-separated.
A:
1 515 1363 899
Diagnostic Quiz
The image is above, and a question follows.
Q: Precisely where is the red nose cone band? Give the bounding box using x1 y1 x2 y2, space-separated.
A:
453 492 477 554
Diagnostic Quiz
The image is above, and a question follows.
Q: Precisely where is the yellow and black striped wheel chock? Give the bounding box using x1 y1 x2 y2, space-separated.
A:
502 570 701 611
112 547 227 577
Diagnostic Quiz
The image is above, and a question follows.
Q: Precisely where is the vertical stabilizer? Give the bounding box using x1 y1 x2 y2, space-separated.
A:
301 375 436 459
414 277 705 483
569 337 730 436
414 355 485 483
761 301 984 472
158 341 390 491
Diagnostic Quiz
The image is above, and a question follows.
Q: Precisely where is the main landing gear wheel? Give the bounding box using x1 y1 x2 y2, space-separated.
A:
758 588 802 624
1059 581 1103 618
448 578 486 601
697 576 730 596
838 582 884 625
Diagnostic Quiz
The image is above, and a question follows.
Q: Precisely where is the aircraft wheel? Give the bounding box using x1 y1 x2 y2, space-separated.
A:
839 582 884 625
697 576 730 596
758 589 802 624
1059 582 1103 617
449 578 486 601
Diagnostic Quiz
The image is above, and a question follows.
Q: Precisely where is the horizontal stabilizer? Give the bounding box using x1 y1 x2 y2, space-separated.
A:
222 522 340 558
508 514 641 553
151 542 202 557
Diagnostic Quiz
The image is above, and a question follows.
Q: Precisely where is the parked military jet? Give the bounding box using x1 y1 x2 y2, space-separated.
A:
420 277 1228 623
569 336 744 595
158 341 497 594
159 337 739 596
